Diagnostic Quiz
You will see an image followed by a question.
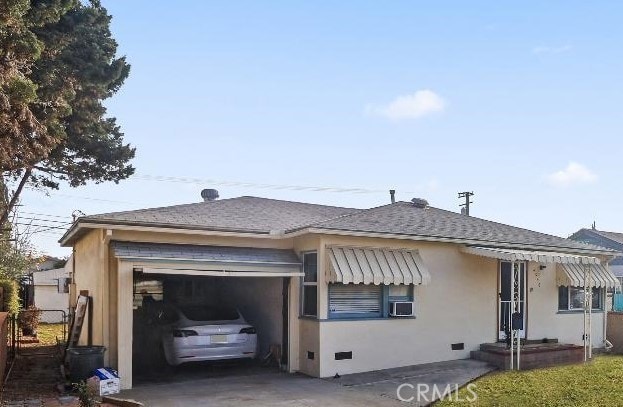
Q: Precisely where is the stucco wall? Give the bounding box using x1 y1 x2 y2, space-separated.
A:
311 235 606 378
315 236 497 377
526 262 605 346
73 229 107 350
298 318 320 376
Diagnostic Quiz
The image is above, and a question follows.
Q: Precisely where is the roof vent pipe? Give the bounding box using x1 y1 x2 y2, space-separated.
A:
201 189 219 202
411 198 429 208
390 190 396 204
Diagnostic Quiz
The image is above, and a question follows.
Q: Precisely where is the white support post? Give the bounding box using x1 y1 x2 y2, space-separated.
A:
583 264 588 362
510 260 515 370
588 265 593 360
516 262 521 370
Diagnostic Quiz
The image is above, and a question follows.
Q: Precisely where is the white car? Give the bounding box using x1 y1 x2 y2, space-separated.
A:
161 305 258 366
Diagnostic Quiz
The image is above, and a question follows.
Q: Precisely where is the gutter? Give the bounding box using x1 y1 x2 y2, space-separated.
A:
60 220 617 258
59 220 279 246
295 227 618 257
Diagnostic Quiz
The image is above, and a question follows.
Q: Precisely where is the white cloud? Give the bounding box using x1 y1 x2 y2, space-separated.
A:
532 44 572 55
546 162 598 188
366 90 445 121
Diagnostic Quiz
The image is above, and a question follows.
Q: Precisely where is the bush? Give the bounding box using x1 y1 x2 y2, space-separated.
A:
18 305 42 333
0 279 19 314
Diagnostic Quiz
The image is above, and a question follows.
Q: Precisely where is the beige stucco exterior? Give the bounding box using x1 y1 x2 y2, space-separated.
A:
68 226 609 389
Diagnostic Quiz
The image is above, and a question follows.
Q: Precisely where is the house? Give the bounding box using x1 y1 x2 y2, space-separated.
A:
32 263 70 323
59 195 620 390
570 227 623 288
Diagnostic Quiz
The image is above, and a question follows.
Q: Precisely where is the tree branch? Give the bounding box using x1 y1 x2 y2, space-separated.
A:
0 168 32 226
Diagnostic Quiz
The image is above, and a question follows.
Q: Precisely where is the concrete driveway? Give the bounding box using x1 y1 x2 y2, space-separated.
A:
120 360 494 406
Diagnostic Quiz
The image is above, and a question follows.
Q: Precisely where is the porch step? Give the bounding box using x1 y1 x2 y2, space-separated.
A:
471 343 584 370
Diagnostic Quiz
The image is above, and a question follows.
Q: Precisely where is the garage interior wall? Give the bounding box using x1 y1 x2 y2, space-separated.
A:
219 277 284 357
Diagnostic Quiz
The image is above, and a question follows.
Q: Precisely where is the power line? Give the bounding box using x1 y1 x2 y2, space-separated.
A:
19 211 73 220
16 216 73 225
15 222 70 231
133 174 421 195
24 187 134 205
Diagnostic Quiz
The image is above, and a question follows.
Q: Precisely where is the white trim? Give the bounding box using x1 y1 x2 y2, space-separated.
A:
142 267 303 277
303 229 613 256
60 222 276 246
116 255 300 267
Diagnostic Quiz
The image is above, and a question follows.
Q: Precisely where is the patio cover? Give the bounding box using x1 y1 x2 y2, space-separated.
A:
461 245 620 289
461 246 601 264
327 246 431 285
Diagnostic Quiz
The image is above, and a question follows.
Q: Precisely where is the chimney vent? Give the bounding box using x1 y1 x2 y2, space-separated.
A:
201 189 219 202
411 198 429 208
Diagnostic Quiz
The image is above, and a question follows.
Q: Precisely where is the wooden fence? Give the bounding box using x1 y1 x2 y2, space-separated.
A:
0 312 8 383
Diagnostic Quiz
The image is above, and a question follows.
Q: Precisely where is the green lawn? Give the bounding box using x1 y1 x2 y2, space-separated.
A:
36 323 66 345
436 356 623 406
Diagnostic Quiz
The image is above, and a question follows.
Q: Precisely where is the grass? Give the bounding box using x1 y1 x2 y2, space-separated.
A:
435 356 623 406
36 323 66 345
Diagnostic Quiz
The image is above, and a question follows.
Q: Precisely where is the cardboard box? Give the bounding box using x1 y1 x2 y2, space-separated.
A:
87 367 120 396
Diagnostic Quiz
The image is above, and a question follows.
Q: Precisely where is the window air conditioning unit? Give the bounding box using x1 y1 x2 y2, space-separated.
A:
389 301 414 317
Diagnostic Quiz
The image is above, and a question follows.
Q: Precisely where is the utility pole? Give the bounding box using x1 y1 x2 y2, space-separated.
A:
458 191 474 216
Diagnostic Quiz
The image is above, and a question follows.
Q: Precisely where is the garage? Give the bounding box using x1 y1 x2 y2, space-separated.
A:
111 242 303 385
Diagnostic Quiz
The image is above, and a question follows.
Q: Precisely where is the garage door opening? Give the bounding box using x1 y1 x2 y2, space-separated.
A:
132 273 289 384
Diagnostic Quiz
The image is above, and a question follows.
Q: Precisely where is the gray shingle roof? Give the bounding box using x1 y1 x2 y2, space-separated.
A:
589 230 623 245
67 196 611 254
112 241 300 264
82 196 359 234
308 202 611 253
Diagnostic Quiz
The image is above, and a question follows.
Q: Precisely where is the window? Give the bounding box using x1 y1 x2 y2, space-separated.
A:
558 286 604 311
328 283 414 319
302 252 318 317
329 284 383 318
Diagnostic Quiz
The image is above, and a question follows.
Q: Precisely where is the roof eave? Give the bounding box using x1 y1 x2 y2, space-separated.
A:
59 218 274 247
296 227 617 257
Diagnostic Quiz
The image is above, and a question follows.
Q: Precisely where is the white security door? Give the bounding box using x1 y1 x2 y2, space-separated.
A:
498 261 526 340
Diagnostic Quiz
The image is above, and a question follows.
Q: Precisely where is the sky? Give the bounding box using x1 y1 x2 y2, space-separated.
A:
16 1 623 257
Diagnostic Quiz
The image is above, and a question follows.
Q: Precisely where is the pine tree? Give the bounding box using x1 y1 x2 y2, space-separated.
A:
1 0 134 224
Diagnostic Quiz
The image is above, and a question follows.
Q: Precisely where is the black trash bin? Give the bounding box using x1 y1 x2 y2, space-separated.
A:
67 346 106 382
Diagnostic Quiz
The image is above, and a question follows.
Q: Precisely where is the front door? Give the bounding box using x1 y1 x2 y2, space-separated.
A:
498 261 526 340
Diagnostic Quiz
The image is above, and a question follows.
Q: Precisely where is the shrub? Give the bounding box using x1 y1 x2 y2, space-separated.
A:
18 305 42 332
0 279 20 314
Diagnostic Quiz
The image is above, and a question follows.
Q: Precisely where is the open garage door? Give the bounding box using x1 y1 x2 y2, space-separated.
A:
113 242 302 385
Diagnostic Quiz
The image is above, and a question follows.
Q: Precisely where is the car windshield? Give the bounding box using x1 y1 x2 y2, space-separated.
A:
180 305 239 321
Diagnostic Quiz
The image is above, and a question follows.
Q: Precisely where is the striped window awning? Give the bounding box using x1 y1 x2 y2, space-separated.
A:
327 246 431 285
461 246 601 264
556 263 621 289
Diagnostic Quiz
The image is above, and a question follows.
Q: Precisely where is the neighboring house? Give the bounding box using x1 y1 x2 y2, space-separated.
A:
32 266 70 323
59 195 620 390
570 227 623 289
